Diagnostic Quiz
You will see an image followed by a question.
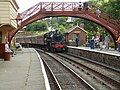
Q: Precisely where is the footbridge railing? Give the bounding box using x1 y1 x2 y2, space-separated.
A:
9 2 120 48
20 2 79 21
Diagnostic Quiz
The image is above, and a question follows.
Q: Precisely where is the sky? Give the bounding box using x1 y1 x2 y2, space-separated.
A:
16 0 89 12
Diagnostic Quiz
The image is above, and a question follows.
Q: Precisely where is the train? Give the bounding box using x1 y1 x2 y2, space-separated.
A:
16 30 68 52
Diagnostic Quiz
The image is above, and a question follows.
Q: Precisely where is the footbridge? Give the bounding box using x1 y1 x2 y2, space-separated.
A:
9 2 120 48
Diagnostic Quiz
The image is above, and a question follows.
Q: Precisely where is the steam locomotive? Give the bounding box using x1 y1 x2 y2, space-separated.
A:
16 30 68 52
43 30 68 52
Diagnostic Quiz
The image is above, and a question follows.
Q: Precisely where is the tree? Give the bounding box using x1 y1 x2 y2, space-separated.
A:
89 0 120 19
57 25 66 34
26 21 48 31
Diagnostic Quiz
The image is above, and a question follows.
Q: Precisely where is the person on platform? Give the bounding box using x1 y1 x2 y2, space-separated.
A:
5 41 13 56
104 35 110 50
5 42 12 52
90 36 95 49
116 35 120 52
75 36 79 47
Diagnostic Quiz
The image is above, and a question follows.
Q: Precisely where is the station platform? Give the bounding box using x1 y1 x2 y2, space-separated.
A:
0 48 50 90
68 46 120 56
0 47 119 90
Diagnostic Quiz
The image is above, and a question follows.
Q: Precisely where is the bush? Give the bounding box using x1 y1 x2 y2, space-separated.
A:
109 42 115 48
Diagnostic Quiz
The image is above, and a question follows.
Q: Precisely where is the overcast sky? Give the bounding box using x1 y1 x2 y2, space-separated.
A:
16 0 89 12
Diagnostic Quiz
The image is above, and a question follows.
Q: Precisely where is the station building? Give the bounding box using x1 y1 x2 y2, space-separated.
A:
0 0 19 58
65 24 88 46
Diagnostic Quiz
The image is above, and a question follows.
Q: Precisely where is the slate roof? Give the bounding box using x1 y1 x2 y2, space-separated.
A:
65 25 88 34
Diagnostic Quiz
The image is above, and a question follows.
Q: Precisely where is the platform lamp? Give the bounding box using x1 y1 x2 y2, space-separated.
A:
16 13 22 28
14 13 22 41
14 13 22 43
9 13 22 44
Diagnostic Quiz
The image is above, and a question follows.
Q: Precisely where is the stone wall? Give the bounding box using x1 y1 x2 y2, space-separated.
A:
67 47 120 71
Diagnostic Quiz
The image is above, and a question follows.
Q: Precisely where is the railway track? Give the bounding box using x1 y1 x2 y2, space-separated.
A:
56 53 120 89
37 49 95 90
36 49 120 90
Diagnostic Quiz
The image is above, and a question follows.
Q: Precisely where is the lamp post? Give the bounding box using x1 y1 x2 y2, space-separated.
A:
9 13 22 43
12 13 22 43
16 13 22 28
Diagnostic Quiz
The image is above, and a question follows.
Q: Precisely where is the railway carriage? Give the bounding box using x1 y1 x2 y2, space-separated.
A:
16 30 68 52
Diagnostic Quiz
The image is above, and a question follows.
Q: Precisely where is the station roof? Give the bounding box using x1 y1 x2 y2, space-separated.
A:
0 24 15 32
65 25 88 34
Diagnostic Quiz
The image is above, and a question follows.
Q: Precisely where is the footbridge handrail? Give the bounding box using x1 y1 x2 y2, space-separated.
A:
19 2 120 30
20 2 79 21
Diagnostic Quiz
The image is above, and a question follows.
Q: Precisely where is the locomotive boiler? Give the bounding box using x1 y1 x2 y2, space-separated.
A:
44 30 68 52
